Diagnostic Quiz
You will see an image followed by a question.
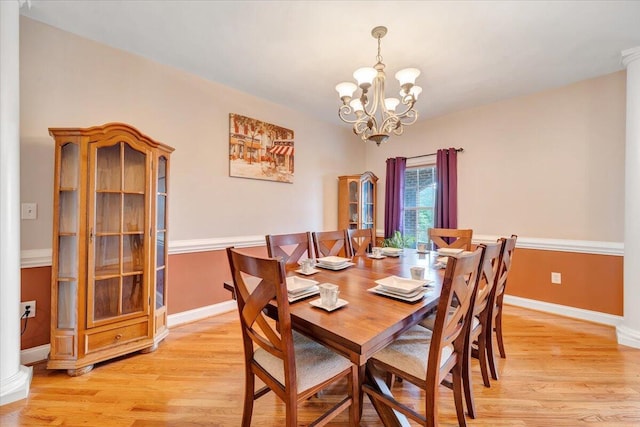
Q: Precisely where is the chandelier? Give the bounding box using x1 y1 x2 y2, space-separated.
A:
336 26 422 146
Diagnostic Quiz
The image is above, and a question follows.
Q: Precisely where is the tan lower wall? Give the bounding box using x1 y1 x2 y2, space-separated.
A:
19 245 622 350
507 248 623 316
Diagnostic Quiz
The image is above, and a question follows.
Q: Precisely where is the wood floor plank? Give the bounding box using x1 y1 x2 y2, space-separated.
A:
2 305 640 426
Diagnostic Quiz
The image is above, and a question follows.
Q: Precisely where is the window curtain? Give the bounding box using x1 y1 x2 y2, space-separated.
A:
384 157 407 238
435 148 458 229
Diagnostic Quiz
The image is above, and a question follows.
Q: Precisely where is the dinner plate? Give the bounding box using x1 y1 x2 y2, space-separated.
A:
381 248 403 257
316 262 355 271
294 268 321 276
316 256 352 266
375 275 427 294
367 285 426 302
309 298 349 312
367 254 386 259
286 276 319 294
437 248 464 256
288 286 320 303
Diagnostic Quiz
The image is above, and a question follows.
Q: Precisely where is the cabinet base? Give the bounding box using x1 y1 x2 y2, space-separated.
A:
139 342 158 354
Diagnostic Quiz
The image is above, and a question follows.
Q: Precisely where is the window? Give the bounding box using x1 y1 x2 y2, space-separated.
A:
403 165 436 248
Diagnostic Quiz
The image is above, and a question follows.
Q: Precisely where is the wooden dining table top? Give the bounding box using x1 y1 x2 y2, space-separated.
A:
284 250 443 366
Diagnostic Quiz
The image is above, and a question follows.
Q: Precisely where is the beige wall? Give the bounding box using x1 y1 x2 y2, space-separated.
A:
19 17 361 251
366 71 626 242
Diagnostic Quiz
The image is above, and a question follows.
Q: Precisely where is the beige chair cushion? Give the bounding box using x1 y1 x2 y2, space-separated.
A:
371 324 453 380
254 330 352 393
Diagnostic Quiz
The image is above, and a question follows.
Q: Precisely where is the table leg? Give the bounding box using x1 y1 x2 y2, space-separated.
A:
364 364 411 427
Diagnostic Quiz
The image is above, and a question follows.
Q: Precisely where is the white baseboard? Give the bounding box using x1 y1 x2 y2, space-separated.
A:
503 294 623 326
616 324 640 349
167 300 237 328
20 344 50 366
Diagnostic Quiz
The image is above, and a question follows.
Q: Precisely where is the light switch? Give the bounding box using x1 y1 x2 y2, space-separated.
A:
21 203 37 220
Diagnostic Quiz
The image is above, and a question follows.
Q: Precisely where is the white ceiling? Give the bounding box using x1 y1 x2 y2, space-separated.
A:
20 1 640 125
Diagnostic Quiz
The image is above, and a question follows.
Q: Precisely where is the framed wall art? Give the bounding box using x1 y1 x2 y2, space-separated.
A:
229 113 294 183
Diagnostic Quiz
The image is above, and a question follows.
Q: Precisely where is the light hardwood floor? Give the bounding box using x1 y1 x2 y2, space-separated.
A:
2 305 639 426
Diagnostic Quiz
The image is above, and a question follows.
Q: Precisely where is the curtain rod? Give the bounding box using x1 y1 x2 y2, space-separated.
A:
406 148 464 160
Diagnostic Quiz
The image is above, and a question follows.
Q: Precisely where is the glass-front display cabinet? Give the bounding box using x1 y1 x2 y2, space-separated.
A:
338 171 378 231
48 123 174 376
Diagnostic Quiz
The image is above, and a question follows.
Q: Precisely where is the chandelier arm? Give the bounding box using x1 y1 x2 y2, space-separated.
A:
338 105 367 125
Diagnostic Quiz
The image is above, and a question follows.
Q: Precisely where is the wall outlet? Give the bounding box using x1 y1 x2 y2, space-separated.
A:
20 300 36 318
21 203 37 220
551 272 562 285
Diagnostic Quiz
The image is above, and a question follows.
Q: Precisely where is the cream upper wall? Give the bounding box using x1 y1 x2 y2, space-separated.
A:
19 17 363 250
366 71 626 242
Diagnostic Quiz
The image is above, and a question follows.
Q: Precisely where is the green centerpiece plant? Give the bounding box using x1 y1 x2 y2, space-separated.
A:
382 230 414 249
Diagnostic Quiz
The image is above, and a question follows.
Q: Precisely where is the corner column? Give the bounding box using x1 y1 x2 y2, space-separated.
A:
618 47 640 348
0 0 32 405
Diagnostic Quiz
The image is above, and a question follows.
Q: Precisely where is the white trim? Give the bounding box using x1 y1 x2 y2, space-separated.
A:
20 249 52 268
20 235 624 267
503 294 623 327
20 344 50 366
616 325 640 349
167 235 265 254
0 365 32 406
167 300 237 328
473 234 623 256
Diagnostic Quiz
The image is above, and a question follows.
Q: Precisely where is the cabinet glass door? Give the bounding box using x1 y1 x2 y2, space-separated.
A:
89 141 148 325
155 156 167 310
56 142 79 329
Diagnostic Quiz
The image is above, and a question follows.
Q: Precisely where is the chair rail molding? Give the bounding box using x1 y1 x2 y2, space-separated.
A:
20 235 624 268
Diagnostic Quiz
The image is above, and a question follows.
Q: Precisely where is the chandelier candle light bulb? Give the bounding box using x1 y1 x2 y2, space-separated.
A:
336 25 422 145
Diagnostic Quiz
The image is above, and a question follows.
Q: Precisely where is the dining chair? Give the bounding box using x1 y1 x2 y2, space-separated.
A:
226 247 359 426
363 247 484 427
313 229 351 257
461 240 504 419
428 228 473 251
487 235 517 381
347 228 375 256
265 232 314 268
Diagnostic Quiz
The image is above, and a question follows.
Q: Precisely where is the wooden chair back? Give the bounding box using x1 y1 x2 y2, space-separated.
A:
490 235 517 362
265 232 314 268
226 247 358 426
461 241 504 416
429 228 473 251
313 230 351 257
347 228 374 256
226 247 295 396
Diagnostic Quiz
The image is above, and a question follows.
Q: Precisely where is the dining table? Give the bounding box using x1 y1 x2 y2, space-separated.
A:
226 248 445 426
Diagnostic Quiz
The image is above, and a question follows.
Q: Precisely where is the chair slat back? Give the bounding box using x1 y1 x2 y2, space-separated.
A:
226 248 295 369
429 228 473 251
265 232 314 268
347 228 374 256
313 230 351 257
494 235 517 309
429 247 484 381
473 242 503 317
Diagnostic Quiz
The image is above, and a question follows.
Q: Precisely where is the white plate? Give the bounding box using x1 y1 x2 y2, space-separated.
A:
309 298 348 312
316 256 352 266
316 262 355 271
286 276 319 294
288 286 319 302
437 248 464 256
381 248 403 256
294 268 321 276
367 254 386 259
367 285 426 302
375 275 427 294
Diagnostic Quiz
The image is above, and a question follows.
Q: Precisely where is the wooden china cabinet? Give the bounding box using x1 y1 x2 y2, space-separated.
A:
338 171 378 231
47 123 174 376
